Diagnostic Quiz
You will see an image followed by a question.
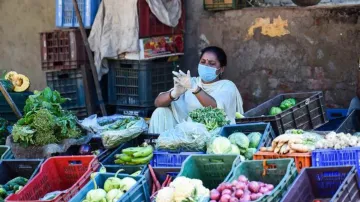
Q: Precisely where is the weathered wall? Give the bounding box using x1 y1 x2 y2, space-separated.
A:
184 2 360 111
0 0 55 90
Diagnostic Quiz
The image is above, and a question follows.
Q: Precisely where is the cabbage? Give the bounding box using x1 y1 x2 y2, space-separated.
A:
229 144 240 155
248 132 262 148
244 148 257 160
207 136 232 154
228 132 249 150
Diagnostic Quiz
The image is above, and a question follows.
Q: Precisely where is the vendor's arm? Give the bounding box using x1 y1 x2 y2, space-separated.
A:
154 92 173 107
193 87 217 108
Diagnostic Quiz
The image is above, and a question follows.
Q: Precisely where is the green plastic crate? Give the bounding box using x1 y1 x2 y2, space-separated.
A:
224 158 298 202
0 145 13 159
0 92 32 123
177 154 241 189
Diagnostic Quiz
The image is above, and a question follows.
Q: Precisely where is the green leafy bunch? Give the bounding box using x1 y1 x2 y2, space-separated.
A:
189 107 230 131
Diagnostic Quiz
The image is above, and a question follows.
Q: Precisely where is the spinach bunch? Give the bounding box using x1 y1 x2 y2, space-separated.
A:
189 107 230 131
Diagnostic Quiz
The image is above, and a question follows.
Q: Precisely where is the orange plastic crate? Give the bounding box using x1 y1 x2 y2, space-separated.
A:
253 151 311 173
6 155 99 202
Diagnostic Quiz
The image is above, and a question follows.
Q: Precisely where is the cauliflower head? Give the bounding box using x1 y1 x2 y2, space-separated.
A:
156 187 174 202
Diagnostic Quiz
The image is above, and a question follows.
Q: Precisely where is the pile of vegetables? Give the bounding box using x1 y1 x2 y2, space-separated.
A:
268 98 296 116
11 87 83 147
260 129 323 154
211 175 274 202
0 118 9 145
155 176 210 202
114 143 153 165
207 132 262 160
82 170 137 202
148 165 174 198
1 71 30 92
0 177 28 200
315 132 360 149
189 107 230 131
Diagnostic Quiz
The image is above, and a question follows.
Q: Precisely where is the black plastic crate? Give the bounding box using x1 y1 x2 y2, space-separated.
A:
237 92 327 135
116 106 156 118
336 110 360 134
0 159 43 185
0 92 33 123
281 166 360 202
107 58 180 107
203 0 249 11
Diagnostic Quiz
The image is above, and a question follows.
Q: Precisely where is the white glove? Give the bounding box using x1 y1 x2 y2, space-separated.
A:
172 70 197 92
170 78 186 99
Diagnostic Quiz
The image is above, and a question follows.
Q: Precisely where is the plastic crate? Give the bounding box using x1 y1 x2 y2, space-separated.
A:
116 106 156 118
40 29 89 71
46 68 96 111
107 58 180 107
0 145 13 159
253 151 311 173
0 92 33 123
312 148 360 180
5 155 99 202
281 166 360 202
203 0 248 11
0 159 43 185
315 117 345 131
225 158 298 202
101 133 159 166
69 173 149 202
56 0 101 28
237 92 328 135
220 122 276 150
336 109 360 134
138 0 185 38
145 167 181 196
177 154 241 189
150 150 205 167
326 108 348 120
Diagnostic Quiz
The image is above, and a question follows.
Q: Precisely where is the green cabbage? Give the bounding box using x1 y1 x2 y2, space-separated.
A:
269 107 282 116
229 144 241 155
244 148 257 160
248 132 262 148
207 136 232 154
228 132 249 150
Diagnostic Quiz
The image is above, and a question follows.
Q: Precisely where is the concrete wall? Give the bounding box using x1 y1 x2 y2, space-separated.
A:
1 0 359 111
0 0 55 90
184 2 360 111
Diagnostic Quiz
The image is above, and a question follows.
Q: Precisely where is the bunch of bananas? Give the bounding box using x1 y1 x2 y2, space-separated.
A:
114 144 153 165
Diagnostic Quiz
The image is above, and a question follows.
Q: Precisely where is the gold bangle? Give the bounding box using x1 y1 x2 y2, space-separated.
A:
192 87 202 95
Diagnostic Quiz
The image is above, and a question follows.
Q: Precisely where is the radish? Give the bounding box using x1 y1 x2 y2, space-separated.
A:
222 189 233 195
238 175 248 183
235 189 244 198
248 181 260 193
220 194 231 202
210 189 221 200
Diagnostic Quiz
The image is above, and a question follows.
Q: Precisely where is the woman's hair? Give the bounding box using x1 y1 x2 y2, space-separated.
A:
200 46 227 67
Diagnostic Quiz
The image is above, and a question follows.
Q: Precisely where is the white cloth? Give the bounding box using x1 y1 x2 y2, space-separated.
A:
146 0 182 27
88 0 140 80
149 78 244 133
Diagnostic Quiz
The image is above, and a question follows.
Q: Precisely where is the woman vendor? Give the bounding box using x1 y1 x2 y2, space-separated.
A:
149 46 244 133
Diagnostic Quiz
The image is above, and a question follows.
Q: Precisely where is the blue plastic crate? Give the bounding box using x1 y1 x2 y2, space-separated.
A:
326 108 348 120
69 173 149 202
315 117 345 131
281 166 360 202
312 148 360 180
0 145 13 159
145 167 180 196
220 122 276 149
150 150 205 167
56 0 101 28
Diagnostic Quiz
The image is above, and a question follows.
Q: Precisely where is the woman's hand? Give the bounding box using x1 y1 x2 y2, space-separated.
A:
172 70 198 92
170 78 186 99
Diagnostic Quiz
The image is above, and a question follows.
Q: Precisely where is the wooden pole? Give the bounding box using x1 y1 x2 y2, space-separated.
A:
0 82 22 119
72 0 107 116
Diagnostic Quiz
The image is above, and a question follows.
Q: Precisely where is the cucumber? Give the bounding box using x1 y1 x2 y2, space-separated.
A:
133 145 153 158
131 153 153 164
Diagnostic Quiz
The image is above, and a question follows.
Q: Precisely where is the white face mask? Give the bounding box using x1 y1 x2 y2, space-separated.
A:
198 64 218 82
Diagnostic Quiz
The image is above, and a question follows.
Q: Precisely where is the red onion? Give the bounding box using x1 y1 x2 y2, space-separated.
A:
224 182 233 190
232 180 239 186
220 194 231 202
230 197 239 202
235 189 244 198
266 184 274 191
210 189 221 200
248 181 260 193
241 193 251 201
235 182 246 190
259 187 269 194
238 175 248 183
222 189 233 195
258 182 265 187
217 183 226 192
210 200 217 202
250 193 261 200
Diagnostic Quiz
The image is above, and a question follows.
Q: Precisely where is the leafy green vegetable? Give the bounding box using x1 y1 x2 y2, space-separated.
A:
189 107 230 131
206 136 232 154
269 107 282 116
280 98 297 110
228 132 249 150
248 132 262 148
244 148 257 160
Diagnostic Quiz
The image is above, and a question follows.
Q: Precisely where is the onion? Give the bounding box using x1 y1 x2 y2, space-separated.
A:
210 200 217 202
265 191 272 195
235 189 244 198
224 182 233 190
210 189 221 200
220 194 231 202
258 182 265 187
232 180 239 186
248 181 260 193
241 193 251 201
222 189 233 195
250 193 261 200
266 184 274 191
238 175 248 183
235 182 246 190
259 187 269 194
230 197 239 202
217 183 226 192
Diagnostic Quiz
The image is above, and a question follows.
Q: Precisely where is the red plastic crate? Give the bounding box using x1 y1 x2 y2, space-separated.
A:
40 29 89 71
138 0 185 38
6 156 99 202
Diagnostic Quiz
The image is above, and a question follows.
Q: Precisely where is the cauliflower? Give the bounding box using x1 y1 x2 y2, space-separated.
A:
349 136 358 147
156 187 174 202
190 179 210 198
170 177 196 202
